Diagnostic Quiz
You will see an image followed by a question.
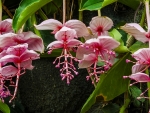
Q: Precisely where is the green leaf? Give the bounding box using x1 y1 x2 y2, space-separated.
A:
81 52 133 113
13 0 52 32
80 0 117 11
109 28 129 53
129 41 148 53
0 101 10 113
102 103 120 113
118 0 140 10
42 0 63 15
129 86 145 102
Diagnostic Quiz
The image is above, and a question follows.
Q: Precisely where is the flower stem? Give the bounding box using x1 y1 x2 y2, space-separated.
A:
0 0 2 21
63 0 66 24
119 91 130 113
146 69 150 104
31 14 41 37
145 0 150 31
98 10 101 16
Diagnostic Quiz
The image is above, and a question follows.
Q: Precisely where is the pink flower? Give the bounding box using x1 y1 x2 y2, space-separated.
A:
90 16 113 36
121 23 149 43
35 19 90 37
124 48 150 85
76 36 120 83
0 19 13 35
0 31 44 53
47 27 82 84
0 43 40 102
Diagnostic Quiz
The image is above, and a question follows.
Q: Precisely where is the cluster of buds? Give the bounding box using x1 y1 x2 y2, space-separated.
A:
0 19 44 102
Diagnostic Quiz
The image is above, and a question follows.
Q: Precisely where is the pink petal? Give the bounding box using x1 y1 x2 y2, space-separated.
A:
90 16 113 36
20 60 34 70
47 41 63 49
67 39 82 47
78 54 97 68
35 19 63 34
20 50 40 62
132 48 150 64
0 65 17 77
98 36 120 50
76 45 93 59
6 43 28 56
0 55 19 63
55 27 77 40
0 19 13 34
24 32 44 53
65 20 90 37
121 23 148 43
129 72 150 82
0 33 16 49
13 32 44 53
132 64 146 74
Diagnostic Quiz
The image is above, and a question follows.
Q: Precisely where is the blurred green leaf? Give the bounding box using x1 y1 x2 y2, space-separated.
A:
81 52 133 113
129 41 148 53
0 101 10 113
80 0 117 11
129 86 145 102
42 0 62 15
102 103 120 113
109 28 129 53
13 0 52 32
118 0 141 10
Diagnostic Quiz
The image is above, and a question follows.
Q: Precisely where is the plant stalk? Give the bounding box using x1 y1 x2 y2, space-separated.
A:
0 0 2 21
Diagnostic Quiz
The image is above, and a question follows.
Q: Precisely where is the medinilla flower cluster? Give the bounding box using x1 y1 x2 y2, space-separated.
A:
36 16 120 84
121 14 150 99
0 19 44 102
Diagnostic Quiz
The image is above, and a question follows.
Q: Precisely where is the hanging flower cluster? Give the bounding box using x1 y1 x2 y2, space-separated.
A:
0 19 44 102
36 16 120 84
121 1 150 99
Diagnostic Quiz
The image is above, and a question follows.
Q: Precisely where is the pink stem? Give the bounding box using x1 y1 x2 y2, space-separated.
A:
9 63 20 103
145 0 150 32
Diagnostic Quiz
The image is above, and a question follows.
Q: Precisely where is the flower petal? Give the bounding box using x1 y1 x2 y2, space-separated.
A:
67 39 82 47
98 36 120 50
35 19 63 34
76 45 93 59
132 48 150 64
90 16 113 36
0 19 13 34
121 23 148 43
55 27 77 40
78 54 97 68
0 65 18 77
129 72 150 82
47 41 63 49
132 64 146 74
65 20 90 37
0 33 16 49
20 60 34 70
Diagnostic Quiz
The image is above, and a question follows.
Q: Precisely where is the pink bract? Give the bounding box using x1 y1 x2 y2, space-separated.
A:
35 19 89 37
121 23 149 43
0 19 13 34
89 16 113 36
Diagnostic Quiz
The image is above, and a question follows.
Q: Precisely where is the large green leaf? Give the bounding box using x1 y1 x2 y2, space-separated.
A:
0 101 10 113
118 0 140 10
81 52 133 113
13 0 52 32
80 0 117 11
